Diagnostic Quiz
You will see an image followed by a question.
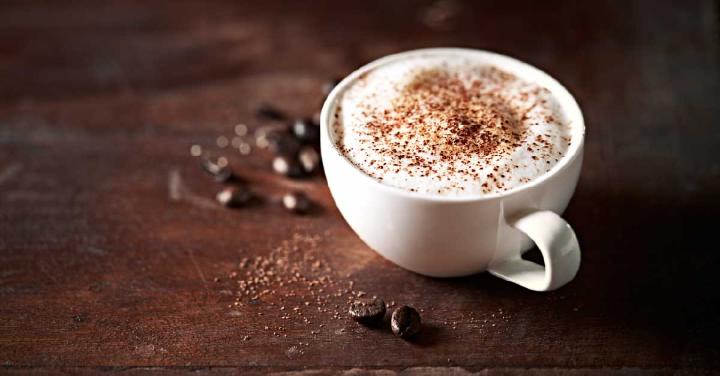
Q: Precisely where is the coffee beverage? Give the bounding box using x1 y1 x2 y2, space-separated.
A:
321 49 584 288
331 54 573 196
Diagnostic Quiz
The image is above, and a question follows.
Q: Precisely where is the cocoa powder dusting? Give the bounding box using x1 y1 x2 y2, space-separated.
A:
334 62 570 195
215 232 364 347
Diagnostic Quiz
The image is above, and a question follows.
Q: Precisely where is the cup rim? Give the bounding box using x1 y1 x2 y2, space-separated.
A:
320 47 586 203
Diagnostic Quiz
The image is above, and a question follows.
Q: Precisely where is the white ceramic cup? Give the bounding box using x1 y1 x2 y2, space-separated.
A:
320 48 584 291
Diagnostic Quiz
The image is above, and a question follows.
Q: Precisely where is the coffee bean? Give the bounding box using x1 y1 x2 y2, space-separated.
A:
298 146 320 173
273 156 303 178
348 298 386 324
202 158 234 183
256 103 287 121
216 186 252 208
291 118 320 143
282 191 311 214
391 306 421 339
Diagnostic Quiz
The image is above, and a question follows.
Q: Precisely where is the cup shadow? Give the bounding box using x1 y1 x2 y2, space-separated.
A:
411 184 720 364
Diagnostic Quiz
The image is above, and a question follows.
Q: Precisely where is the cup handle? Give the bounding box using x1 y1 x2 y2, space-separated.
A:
488 210 581 291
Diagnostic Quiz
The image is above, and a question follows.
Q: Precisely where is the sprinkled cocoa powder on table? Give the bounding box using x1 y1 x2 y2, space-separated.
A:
216 232 366 342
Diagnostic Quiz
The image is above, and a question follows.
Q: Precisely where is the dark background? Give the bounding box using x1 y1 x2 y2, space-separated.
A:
1 1 719 374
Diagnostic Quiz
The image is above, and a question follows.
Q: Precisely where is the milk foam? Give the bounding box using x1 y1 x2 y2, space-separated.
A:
331 54 572 196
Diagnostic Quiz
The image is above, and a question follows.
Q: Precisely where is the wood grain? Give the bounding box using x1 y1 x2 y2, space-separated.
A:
1 0 719 374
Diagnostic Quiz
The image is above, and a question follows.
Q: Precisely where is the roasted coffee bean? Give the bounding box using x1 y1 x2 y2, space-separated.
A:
273 156 303 178
391 306 421 339
298 146 320 173
202 158 234 183
348 298 386 324
291 118 320 143
216 186 252 208
282 191 311 214
322 78 341 97
256 103 287 121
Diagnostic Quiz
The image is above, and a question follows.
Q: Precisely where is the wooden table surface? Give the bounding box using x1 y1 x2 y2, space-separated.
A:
1 1 719 374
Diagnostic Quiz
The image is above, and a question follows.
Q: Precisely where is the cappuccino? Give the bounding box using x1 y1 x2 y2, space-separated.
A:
331 53 573 196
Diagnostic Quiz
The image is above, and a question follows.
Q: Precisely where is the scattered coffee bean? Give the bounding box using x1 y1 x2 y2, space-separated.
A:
348 298 386 324
273 155 303 178
202 158 234 183
282 191 311 214
256 103 287 121
322 78 341 97
291 118 320 143
216 186 252 208
391 306 421 339
298 146 320 173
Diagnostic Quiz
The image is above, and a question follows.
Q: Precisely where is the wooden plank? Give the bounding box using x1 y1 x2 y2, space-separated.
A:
0 0 718 371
